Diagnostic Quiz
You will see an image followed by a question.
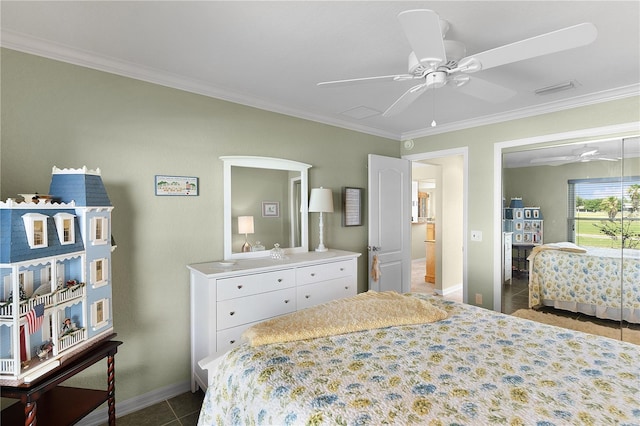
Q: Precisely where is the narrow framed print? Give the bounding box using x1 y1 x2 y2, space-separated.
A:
343 187 363 226
262 201 280 217
155 175 198 196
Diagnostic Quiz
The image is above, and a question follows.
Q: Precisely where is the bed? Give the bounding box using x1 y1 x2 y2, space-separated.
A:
528 243 640 324
197 292 640 425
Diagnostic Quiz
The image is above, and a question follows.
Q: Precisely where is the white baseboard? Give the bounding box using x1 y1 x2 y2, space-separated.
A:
76 381 192 426
433 283 462 296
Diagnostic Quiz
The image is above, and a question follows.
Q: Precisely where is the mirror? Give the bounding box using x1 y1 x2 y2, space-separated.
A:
222 156 311 260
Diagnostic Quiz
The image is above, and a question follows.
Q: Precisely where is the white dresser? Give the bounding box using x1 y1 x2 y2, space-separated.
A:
187 249 361 391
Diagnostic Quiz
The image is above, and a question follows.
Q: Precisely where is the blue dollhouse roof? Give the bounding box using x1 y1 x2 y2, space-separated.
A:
49 173 111 207
0 208 85 263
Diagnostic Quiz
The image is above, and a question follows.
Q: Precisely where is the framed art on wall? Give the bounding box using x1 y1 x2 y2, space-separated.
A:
155 175 198 196
343 187 363 226
262 201 280 217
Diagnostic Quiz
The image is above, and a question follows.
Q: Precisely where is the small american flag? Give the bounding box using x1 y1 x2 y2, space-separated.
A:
26 303 45 334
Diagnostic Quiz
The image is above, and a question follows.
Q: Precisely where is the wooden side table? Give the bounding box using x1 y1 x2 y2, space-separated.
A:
1 337 122 426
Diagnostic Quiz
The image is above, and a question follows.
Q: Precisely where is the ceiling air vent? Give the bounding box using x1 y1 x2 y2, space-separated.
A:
534 80 580 96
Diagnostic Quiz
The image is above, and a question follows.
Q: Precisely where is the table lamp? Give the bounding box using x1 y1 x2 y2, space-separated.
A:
308 187 334 252
238 215 254 252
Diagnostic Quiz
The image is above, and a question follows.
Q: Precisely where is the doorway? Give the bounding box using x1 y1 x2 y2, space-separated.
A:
404 148 467 303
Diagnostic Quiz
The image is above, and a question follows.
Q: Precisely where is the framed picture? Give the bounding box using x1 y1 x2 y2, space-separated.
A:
343 187 363 226
262 201 280 217
155 175 198 196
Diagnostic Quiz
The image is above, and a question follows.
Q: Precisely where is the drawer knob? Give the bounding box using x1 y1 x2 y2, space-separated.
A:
237 285 243 289
277 278 283 283
344 286 349 290
305 295 311 299
284 299 290 303
230 340 236 344
310 273 316 277
229 311 235 316
340 268 345 271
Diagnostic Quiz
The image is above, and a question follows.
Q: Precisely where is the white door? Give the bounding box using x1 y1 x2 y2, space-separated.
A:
368 154 411 293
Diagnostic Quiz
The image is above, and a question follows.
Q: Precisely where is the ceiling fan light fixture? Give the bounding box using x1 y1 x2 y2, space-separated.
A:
534 80 580 96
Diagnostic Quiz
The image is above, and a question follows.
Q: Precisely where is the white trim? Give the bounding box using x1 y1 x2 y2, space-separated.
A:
90 217 109 245
91 298 110 331
3 29 637 142
402 147 469 304
90 258 109 288
76 381 192 426
493 121 640 311
53 212 76 245
21 213 49 249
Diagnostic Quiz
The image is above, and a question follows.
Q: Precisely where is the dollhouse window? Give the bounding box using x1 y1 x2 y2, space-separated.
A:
54 213 75 245
91 298 110 330
91 217 108 245
22 213 49 248
90 258 108 288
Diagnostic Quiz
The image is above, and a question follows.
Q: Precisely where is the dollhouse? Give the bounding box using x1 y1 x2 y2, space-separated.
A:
0 166 115 384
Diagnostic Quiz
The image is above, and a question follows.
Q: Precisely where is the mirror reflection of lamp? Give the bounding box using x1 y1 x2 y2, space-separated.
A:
238 216 254 252
308 187 334 252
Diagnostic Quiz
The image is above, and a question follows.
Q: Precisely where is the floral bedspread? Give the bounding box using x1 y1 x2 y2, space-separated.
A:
198 295 640 425
529 248 640 323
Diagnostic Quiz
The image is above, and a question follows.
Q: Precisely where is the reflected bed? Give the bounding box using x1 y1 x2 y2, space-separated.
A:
197 294 639 425
529 245 640 323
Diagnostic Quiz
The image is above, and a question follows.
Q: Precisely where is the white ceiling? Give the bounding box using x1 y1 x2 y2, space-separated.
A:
1 1 639 141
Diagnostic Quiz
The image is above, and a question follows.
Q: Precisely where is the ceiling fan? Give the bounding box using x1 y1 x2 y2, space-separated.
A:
318 9 598 118
529 146 619 166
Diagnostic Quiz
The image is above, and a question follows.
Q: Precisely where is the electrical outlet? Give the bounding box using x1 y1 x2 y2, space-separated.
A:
475 293 483 304
471 230 482 241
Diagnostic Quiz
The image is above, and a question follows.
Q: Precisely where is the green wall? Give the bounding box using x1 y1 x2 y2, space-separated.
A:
2 46 639 407
504 158 639 244
0 49 397 402
403 96 640 309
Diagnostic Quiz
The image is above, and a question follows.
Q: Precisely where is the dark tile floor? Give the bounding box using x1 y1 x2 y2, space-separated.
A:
502 273 530 314
101 389 205 426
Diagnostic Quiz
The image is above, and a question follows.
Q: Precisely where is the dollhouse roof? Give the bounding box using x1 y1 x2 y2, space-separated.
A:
49 172 111 207
0 208 85 263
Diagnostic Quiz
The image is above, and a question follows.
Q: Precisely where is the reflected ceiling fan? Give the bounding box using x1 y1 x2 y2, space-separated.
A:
318 9 597 118
530 146 619 166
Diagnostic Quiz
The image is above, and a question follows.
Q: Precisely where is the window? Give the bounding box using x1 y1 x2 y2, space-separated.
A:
91 298 110 330
54 213 75 244
90 258 108 287
568 176 640 248
91 217 108 245
22 213 49 248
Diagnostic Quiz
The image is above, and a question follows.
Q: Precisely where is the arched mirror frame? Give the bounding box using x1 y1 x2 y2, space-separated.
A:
222 156 311 260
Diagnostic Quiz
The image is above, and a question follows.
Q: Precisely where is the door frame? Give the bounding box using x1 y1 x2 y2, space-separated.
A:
493 122 639 311
404 147 468 303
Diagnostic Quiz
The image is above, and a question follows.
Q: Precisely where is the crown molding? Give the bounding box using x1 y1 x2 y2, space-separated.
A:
3 29 637 143
401 84 640 141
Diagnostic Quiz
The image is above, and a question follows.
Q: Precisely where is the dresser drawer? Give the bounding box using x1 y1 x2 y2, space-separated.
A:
217 269 295 301
297 276 356 310
217 287 296 330
296 259 355 285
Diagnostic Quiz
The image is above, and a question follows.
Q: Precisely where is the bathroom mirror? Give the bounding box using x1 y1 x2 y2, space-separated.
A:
222 156 311 259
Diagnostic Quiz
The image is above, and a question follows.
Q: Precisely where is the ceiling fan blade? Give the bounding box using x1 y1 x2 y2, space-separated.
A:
382 83 427 117
317 74 416 88
398 9 447 68
455 76 517 103
529 156 575 164
457 22 597 73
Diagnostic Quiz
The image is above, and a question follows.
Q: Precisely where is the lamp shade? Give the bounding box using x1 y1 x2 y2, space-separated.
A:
308 187 334 213
238 216 254 234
